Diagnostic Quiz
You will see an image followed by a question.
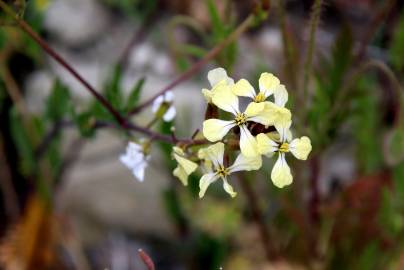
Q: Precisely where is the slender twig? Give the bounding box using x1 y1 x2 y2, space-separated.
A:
138 249 155 270
328 59 404 126
237 172 275 261
354 0 396 62
277 0 297 90
118 11 157 69
0 0 126 126
128 14 255 115
301 0 323 108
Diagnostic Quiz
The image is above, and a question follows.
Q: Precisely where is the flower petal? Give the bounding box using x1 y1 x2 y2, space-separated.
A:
132 160 147 182
163 106 176 121
203 119 235 142
289 136 312 160
205 142 225 168
202 88 213 103
208 67 233 87
271 154 293 188
259 72 280 98
274 84 288 107
173 166 189 186
165 91 174 102
239 125 259 157
232 79 256 99
152 95 164 113
199 173 220 198
228 153 262 173
247 101 292 127
222 177 237 197
212 86 240 115
256 133 278 156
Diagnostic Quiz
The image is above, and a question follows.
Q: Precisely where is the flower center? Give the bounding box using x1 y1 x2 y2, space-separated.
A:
279 142 289 153
234 113 247 126
254 92 266 103
216 165 229 177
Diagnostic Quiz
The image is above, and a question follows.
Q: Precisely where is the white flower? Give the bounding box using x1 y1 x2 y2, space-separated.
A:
120 142 150 182
256 125 312 188
202 67 234 103
232 72 288 107
152 91 176 121
198 142 262 198
202 84 291 157
172 146 198 186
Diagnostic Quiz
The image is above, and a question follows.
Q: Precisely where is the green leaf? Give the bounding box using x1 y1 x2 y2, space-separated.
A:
351 77 383 173
73 111 97 138
105 65 123 111
205 0 226 39
45 80 71 122
125 77 145 113
9 108 36 175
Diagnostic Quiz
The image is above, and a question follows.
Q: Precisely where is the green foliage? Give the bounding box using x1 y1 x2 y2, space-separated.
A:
351 77 383 173
389 12 404 71
72 111 97 138
125 77 145 113
105 65 124 112
205 0 237 69
9 108 37 175
45 80 71 122
309 26 353 146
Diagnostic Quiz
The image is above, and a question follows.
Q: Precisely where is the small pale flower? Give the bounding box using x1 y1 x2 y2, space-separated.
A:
256 126 312 188
202 67 234 103
232 72 288 107
120 141 150 182
199 142 262 198
202 85 291 157
172 146 198 186
152 91 176 121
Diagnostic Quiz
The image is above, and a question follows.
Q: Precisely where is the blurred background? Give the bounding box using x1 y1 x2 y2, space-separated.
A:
1 0 404 269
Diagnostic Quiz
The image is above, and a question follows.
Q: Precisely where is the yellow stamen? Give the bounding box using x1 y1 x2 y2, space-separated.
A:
254 92 266 103
279 142 289 153
234 113 247 126
216 165 229 177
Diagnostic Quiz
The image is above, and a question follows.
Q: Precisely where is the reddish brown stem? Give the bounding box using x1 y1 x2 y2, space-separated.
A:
138 249 155 270
0 1 126 126
128 15 254 115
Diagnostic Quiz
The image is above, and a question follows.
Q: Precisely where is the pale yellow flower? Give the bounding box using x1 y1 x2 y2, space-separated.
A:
172 147 198 186
202 85 291 157
257 126 312 188
202 67 234 103
232 72 288 107
199 142 262 198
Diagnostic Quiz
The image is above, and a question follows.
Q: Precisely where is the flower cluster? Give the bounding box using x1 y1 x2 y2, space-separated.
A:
120 68 312 198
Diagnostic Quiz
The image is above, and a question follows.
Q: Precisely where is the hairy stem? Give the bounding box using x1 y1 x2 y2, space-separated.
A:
301 0 322 111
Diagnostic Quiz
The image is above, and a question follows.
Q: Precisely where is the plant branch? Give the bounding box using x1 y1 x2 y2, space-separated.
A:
128 14 255 115
138 249 155 270
0 0 126 126
354 0 396 62
301 0 323 109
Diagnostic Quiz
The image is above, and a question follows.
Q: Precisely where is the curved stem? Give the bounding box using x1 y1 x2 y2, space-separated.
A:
0 0 126 126
128 14 254 116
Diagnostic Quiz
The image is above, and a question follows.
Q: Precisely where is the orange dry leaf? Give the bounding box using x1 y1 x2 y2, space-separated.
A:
0 195 55 270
